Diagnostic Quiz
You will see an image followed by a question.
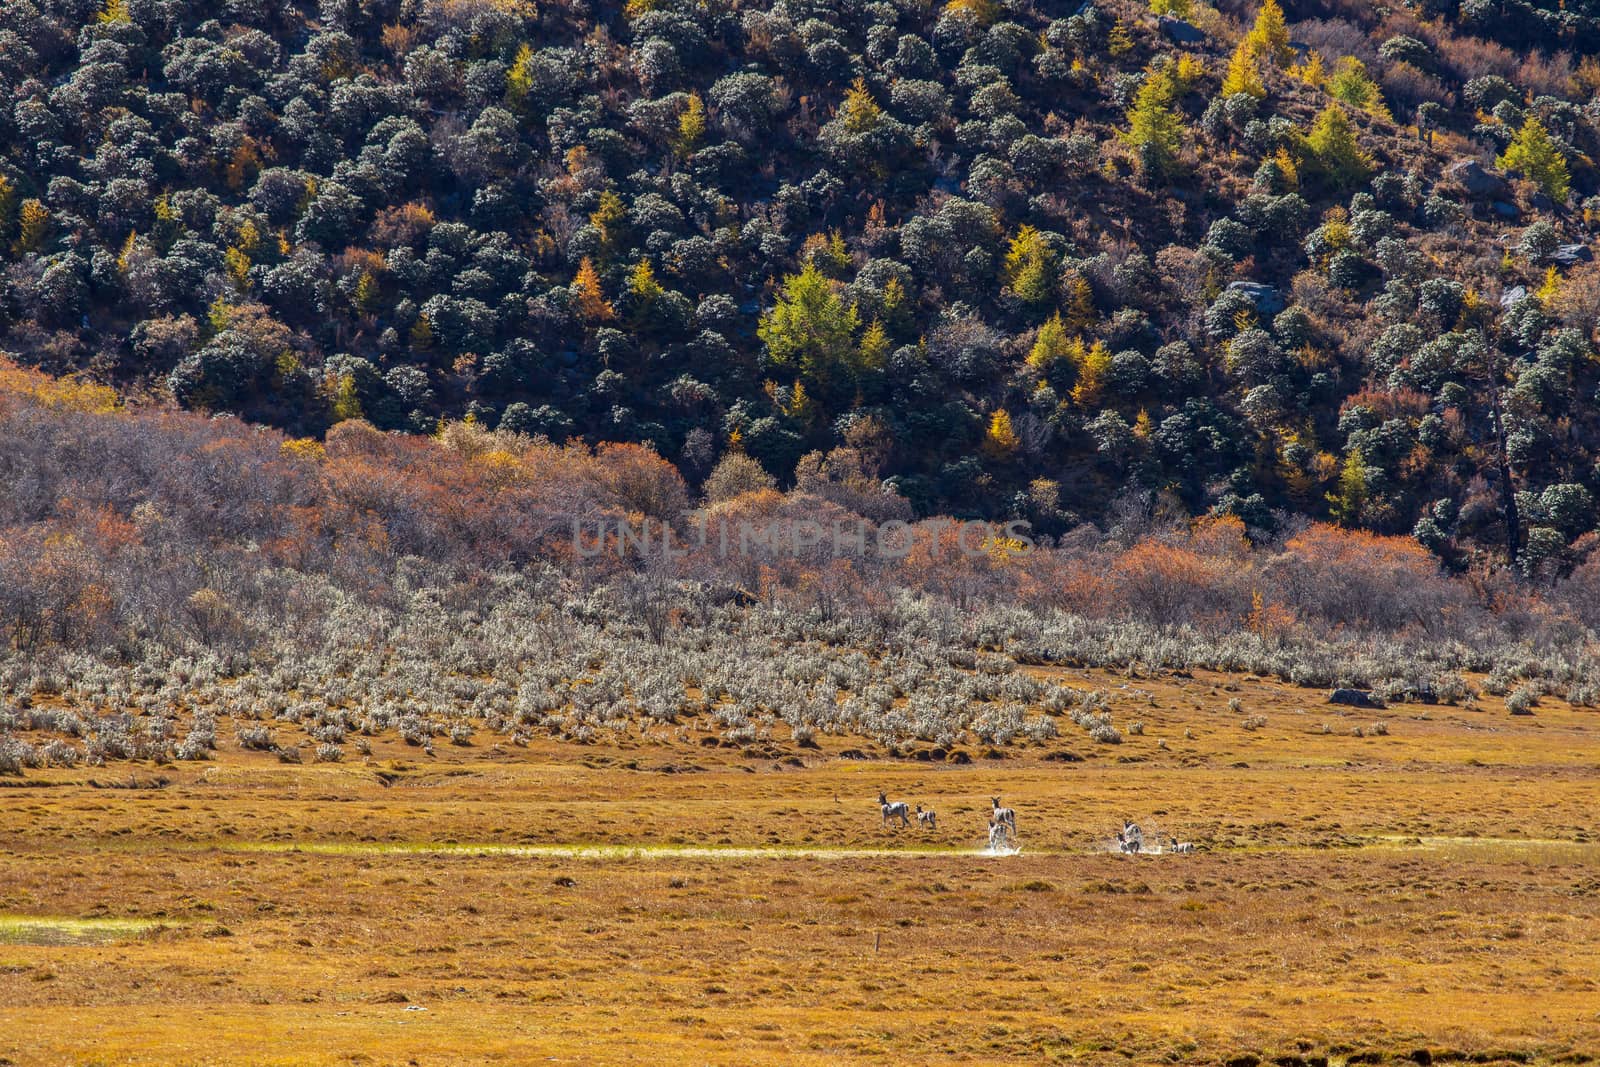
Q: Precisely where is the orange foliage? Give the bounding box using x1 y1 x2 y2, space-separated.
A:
1270 523 1459 635
0 358 120 414
370 202 437 250
1342 387 1431 421
1111 539 1247 630
593 442 688 521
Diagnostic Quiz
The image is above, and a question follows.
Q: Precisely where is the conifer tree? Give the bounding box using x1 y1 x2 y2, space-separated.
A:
572 257 615 323
1306 105 1371 189
1246 0 1293 67
506 43 535 110
1222 39 1267 98
591 190 627 261
1122 68 1184 179
0 175 17 245
838 78 883 136
758 262 861 387
1063 275 1096 334
409 313 434 351
1327 57 1391 121
858 319 890 373
1003 226 1057 307
14 199 48 254
1328 451 1367 525
1027 313 1072 371
984 410 1021 458
1071 340 1112 406
1498 116 1571 201
1108 19 1135 57
225 247 252 290
675 94 706 157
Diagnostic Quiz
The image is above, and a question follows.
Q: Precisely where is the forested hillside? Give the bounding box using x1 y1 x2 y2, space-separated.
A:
4 0 1600 572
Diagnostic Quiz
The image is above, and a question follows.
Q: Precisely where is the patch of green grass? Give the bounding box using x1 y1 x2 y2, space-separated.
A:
0 916 168 946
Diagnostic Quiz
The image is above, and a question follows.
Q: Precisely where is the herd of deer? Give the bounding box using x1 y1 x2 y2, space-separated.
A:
877 791 1195 854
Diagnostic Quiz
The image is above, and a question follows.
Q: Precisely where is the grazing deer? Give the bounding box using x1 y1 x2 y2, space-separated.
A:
1168 835 1195 854
878 791 910 828
990 796 1016 833
915 805 937 829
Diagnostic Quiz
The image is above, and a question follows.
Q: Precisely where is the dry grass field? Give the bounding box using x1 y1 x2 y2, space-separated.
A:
2 664 1598 1066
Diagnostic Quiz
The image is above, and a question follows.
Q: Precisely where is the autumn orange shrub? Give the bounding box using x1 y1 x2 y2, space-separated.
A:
1267 523 1464 635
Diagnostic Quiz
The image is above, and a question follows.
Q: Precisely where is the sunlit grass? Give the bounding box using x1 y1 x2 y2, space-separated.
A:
0 915 167 946
227 840 1004 860
4 661 1599 1065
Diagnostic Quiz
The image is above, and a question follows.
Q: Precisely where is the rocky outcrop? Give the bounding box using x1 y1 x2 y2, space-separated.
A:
1226 281 1286 316
1158 16 1206 44
1445 159 1510 200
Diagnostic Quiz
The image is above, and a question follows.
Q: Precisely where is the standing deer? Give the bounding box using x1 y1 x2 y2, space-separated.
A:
878 791 910 828
915 805 937 829
990 797 1016 834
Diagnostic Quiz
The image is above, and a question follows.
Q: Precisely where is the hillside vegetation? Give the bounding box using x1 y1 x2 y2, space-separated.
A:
4 0 1600 573
3 359 1599 773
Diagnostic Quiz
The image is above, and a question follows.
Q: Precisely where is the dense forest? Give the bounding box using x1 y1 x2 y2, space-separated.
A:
3 0 1600 576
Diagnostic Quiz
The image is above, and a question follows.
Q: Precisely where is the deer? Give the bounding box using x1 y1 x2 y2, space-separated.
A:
990 796 1016 834
1167 835 1195 854
915 804 937 829
878 791 910 828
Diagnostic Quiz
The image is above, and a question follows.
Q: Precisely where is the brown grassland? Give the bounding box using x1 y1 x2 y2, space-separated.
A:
2 665 1598 1066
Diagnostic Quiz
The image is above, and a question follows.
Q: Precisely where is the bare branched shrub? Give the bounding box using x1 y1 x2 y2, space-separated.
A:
1506 688 1538 715
237 726 274 750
